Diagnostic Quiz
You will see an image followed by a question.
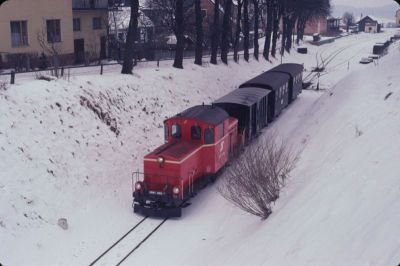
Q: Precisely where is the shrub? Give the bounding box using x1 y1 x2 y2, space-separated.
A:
218 134 298 220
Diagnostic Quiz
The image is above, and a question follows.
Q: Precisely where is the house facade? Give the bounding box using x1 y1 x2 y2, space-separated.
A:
357 16 381 33
72 0 108 63
0 0 108 70
396 9 400 25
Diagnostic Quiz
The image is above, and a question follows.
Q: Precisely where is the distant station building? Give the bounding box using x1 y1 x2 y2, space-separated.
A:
357 16 381 33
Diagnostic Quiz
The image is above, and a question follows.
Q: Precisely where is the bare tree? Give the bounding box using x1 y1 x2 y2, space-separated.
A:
243 0 250 61
342 12 354 32
172 0 185 68
210 0 221 64
263 0 273 60
218 135 298 220
37 27 62 77
233 0 243 62
194 0 203 65
121 0 139 74
271 0 280 58
253 0 260 60
221 0 233 64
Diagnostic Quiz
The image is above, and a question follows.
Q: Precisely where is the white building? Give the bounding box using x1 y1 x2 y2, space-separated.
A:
396 9 400 25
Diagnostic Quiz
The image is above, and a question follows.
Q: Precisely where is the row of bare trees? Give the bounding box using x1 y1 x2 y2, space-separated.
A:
121 0 331 74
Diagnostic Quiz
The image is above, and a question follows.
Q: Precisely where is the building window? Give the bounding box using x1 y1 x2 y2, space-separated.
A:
46 19 61 43
73 18 81 31
201 9 207 18
10 21 28 47
93 17 102 30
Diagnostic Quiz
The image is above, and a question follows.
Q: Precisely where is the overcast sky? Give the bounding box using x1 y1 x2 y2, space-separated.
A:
331 0 396 7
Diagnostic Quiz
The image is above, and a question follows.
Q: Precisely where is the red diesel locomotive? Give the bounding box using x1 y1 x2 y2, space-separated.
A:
133 63 304 217
133 105 240 217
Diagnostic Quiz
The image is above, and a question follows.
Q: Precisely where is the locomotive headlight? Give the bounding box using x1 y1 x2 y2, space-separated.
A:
135 182 142 191
157 156 165 164
172 186 180 195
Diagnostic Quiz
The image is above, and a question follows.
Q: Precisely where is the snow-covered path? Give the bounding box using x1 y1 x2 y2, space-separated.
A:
1 29 399 266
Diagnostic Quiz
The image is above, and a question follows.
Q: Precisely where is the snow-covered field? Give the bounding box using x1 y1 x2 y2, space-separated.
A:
1 30 399 266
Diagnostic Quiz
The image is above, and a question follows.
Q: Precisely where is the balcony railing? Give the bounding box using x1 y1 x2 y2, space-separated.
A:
72 0 108 9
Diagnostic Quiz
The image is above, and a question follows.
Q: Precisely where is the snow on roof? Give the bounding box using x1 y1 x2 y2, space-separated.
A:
356 15 380 24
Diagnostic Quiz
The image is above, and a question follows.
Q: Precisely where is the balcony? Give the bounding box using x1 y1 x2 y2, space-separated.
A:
72 0 109 10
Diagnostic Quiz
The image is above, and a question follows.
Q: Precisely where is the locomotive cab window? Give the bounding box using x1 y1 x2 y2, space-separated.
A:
171 124 181 138
164 125 169 141
204 128 214 144
191 125 201 140
216 123 224 140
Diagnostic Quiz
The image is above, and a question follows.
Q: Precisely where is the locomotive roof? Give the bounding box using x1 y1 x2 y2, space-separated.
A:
239 71 290 91
269 63 303 77
171 105 229 125
213 88 270 106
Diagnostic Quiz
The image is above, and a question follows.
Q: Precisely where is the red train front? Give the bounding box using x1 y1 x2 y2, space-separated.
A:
133 105 239 217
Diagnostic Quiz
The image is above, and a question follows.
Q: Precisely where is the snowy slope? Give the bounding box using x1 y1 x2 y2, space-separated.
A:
0 30 399 266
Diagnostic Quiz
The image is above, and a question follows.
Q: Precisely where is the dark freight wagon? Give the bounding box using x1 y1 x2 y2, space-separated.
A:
269 63 303 104
239 71 290 122
373 43 386 55
213 88 270 143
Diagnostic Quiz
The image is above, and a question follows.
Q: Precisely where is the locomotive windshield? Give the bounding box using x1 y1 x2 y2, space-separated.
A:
172 124 181 138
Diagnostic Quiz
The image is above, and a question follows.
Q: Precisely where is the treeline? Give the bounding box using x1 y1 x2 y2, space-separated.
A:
121 0 331 74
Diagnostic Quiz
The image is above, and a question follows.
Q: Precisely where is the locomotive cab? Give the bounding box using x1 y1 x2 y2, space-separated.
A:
133 105 238 217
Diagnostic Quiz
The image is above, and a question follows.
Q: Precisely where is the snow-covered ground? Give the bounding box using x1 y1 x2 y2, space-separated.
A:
1 29 399 266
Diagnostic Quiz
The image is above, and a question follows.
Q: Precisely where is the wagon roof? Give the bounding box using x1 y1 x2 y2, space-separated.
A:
239 71 290 91
170 105 229 125
269 63 303 77
213 88 270 106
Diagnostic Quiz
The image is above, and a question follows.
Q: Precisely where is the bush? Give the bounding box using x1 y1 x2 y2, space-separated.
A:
218 134 298 220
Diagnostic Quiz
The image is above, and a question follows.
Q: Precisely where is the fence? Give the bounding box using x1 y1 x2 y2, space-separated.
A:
0 49 256 84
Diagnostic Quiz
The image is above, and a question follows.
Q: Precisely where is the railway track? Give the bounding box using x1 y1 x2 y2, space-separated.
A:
88 216 168 266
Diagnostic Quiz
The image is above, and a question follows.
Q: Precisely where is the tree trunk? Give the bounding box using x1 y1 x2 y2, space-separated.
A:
221 0 232 64
194 0 203 65
121 0 139 74
243 0 249 61
280 14 288 56
173 0 184 69
263 0 272 60
253 0 259 60
285 16 296 52
296 18 301 45
234 0 242 62
271 2 279 58
210 0 220 64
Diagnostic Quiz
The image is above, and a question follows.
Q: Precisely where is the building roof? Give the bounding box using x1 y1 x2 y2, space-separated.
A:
239 71 290 91
357 15 379 24
171 105 229 125
213 88 270 107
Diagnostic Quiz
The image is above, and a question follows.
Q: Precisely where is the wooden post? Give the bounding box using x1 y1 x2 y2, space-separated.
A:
61 66 64 77
100 63 104 75
157 59 160 68
10 71 15 84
